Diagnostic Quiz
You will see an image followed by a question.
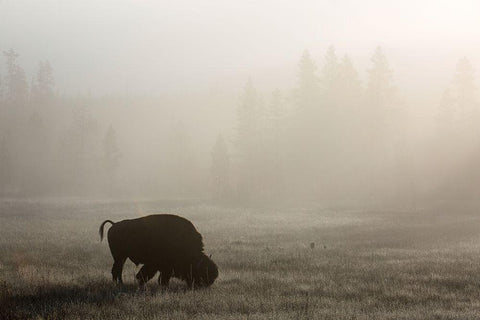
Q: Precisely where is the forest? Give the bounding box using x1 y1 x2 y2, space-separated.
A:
0 46 478 207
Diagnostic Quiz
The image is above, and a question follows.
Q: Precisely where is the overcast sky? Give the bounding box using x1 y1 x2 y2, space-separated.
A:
1 0 480 95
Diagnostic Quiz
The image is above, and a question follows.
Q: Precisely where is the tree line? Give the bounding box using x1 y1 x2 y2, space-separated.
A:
0 49 120 196
0 47 478 206
212 47 479 206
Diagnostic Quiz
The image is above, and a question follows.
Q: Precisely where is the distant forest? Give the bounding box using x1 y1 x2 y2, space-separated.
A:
0 47 478 206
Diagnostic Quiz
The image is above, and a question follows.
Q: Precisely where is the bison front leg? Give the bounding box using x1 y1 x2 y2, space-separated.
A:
136 264 158 286
158 269 172 289
185 264 194 290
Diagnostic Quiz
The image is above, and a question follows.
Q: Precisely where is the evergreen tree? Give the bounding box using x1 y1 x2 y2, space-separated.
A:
0 70 3 106
236 79 259 153
437 57 477 131
0 137 12 193
211 134 230 199
32 60 55 106
3 49 28 111
265 89 286 196
363 46 398 200
235 79 262 199
295 50 319 113
268 89 284 138
338 55 362 107
0 71 4 130
60 104 99 193
453 57 476 121
103 125 121 193
163 122 197 196
365 46 394 110
438 89 455 127
321 46 340 103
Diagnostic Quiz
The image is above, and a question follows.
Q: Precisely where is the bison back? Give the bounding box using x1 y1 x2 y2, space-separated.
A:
108 214 204 265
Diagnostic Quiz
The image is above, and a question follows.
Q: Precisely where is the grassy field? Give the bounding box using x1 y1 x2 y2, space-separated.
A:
1 199 480 319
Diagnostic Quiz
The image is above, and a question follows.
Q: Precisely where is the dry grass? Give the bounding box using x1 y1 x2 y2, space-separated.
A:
2 199 480 319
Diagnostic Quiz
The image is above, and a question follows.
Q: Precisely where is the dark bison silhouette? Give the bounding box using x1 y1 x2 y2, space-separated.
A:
99 214 218 289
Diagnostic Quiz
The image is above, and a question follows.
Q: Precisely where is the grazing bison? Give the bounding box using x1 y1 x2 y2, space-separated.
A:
99 214 218 289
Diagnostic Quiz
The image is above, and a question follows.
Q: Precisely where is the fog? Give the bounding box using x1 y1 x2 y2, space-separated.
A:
1 0 480 208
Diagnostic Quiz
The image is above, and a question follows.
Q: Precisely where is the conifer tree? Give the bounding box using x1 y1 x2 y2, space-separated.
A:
3 49 28 111
453 57 476 122
211 134 230 199
103 125 121 193
235 79 262 199
295 50 319 113
321 46 340 104
365 46 394 111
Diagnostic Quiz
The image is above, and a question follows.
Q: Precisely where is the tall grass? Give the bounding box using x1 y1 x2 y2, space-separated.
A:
2 199 480 319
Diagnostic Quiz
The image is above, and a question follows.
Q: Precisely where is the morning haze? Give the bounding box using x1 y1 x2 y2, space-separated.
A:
2 1 480 319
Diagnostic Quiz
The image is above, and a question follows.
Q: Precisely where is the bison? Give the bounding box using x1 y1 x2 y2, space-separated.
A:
99 214 218 289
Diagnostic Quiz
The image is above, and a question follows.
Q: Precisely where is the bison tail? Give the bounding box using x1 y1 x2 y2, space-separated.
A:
99 220 115 241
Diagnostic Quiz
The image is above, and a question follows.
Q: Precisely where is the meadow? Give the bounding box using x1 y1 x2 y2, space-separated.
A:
1 199 480 319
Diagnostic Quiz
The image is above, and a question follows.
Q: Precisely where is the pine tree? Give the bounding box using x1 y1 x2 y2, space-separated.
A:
60 104 99 193
164 122 197 196
265 89 286 197
453 57 476 122
211 134 230 199
3 49 28 111
268 89 284 140
236 79 259 154
365 46 394 110
0 137 12 193
321 46 340 103
32 60 55 106
338 55 362 107
295 50 319 113
235 79 262 199
438 89 455 127
103 125 121 193
362 46 398 200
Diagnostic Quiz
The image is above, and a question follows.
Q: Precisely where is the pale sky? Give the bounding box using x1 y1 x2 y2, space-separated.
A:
1 0 480 95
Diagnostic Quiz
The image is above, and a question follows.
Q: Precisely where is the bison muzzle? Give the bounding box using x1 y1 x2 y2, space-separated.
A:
99 214 218 289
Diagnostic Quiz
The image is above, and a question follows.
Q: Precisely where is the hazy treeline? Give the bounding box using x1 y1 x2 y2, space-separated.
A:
0 49 120 196
0 47 478 206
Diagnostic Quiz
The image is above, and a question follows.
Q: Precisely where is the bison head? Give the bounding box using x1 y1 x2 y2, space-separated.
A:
193 253 218 287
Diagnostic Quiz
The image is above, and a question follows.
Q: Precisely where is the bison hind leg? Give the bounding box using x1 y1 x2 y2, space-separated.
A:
136 265 158 286
111 256 127 284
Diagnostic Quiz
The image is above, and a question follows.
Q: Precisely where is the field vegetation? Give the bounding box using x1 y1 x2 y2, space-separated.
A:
1 199 480 319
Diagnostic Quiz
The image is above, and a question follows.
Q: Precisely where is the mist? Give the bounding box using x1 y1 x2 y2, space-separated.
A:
1 0 480 209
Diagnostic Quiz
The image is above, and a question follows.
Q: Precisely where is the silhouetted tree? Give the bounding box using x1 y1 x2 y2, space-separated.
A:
0 71 4 132
59 104 99 193
265 89 286 197
103 125 121 193
236 79 259 153
321 46 340 104
0 137 12 194
338 55 362 107
22 112 47 194
211 134 230 199
164 122 197 196
31 60 54 106
235 79 262 199
438 89 455 128
267 89 285 139
453 57 476 123
3 49 28 113
295 50 319 113
362 46 399 201
365 47 395 111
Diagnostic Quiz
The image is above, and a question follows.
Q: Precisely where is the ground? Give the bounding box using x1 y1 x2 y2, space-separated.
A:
1 199 480 319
